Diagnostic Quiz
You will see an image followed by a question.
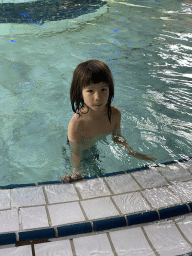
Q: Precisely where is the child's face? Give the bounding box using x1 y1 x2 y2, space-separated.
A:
82 82 109 112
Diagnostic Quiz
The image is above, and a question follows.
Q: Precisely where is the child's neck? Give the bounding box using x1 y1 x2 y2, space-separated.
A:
81 105 108 120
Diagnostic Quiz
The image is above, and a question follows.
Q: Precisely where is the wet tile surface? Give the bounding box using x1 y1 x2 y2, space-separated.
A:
144 220 192 256
81 197 119 220
110 227 156 256
73 233 114 256
48 202 85 226
157 163 192 183
0 160 192 256
141 187 181 209
19 206 49 230
74 178 111 199
11 187 46 208
168 180 192 203
112 192 151 214
176 215 192 244
132 168 168 189
0 245 32 256
104 174 140 194
34 239 73 256
45 184 79 204
0 208 19 233
0 189 10 210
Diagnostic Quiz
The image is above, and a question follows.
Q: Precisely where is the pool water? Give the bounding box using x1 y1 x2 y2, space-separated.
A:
0 0 191 186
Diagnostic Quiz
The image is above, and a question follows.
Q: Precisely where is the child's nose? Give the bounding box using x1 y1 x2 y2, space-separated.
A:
94 91 102 100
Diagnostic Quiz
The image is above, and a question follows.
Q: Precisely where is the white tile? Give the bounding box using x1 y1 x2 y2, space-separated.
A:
178 160 192 173
104 174 140 194
169 180 192 202
45 184 79 204
0 189 10 210
141 187 181 209
35 239 73 256
73 233 114 256
11 186 46 208
0 245 32 256
48 202 85 226
0 208 19 233
132 168 168 189
19 206 49 230
74 178 111 199
144 221 192 256
81 197 119 220
157 163 192 182
176 215 192 244
112 192 151 215
110 227 155 256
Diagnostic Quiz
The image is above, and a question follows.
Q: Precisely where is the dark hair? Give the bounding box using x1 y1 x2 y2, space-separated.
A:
70 59 114 123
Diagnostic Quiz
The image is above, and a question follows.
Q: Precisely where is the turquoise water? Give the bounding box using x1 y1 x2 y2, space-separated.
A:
0 0 191 185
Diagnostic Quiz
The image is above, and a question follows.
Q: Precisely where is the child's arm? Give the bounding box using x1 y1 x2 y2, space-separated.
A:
112 108 156 162
60 120 84 182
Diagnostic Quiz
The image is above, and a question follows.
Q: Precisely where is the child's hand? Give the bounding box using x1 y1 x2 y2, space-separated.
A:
60 172 84 183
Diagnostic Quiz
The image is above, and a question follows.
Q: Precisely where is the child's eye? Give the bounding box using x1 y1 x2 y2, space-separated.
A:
87 90 92 93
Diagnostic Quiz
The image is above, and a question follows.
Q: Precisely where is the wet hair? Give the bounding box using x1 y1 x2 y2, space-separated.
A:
70 59 114 123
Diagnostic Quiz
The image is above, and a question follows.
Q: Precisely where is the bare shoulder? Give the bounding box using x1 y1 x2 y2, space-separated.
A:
111 106 121 121
68 113 84 144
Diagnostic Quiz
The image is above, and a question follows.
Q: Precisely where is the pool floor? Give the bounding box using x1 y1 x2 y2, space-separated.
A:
0 158 192 255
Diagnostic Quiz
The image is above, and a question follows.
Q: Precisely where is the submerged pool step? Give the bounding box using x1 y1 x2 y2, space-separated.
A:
1 213 192 255
0 158 191 250
0 0 108 36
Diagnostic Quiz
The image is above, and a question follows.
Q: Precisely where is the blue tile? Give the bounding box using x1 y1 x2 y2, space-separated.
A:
84 175 98 180
19 228 55 241
2 183 36 189
125 165 149 174
57 222 92 237
188 203 192 212
93 217 126 232
38 181 60 185
127 211 159 226
159 204 189 220
99 171 125 178
0 233 16 246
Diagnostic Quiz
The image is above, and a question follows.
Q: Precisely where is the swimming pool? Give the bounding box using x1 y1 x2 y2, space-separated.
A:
0 0 191 186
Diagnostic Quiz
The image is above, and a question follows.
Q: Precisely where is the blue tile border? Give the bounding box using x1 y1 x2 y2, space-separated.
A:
57 222 92 238
0 233 16 246
0 157 191 246
19 228 55 242
159 204 190 220
93 216 127 232
127 211 159 226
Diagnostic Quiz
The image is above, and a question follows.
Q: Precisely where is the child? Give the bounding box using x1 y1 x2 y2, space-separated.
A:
60 59 156 182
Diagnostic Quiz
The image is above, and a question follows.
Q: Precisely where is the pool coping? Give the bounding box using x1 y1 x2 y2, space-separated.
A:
0 157 191 246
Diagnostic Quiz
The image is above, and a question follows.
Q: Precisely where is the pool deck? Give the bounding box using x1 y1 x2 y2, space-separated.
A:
0 157 192 255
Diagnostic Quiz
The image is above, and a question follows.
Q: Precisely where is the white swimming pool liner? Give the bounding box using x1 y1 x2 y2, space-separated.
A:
0 159 192 255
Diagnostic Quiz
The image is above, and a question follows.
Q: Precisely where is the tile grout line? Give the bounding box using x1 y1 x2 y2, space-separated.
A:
42 186 52 227
73 183 82 200
129 173 144 190
155 168 172 185
106 232 118 256
103 177 128 225
141 226 160 256
174 220 192 248
70 239 77 256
